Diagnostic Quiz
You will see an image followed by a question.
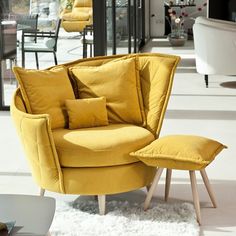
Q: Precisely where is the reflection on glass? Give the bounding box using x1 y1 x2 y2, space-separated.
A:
0 17 17 108
106 0 143 55
1 59 17 107
115 0 129 54
106 0 130 55
106 0 113 55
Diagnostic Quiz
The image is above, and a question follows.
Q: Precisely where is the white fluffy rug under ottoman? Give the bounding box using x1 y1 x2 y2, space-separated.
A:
50 196 199 236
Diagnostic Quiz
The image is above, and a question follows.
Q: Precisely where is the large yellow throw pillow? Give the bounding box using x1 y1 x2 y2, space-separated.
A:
65 97 108 129
130 135 227 170
70 57 145 125
13 66 75 129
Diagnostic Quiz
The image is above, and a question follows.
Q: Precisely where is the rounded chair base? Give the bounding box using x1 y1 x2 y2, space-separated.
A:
62 162 156 195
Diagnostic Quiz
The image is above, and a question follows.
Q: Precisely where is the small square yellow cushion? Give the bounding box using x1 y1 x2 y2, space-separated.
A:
65 97 108 129
13 66 75 129
130 135 227 170
69 57 145 126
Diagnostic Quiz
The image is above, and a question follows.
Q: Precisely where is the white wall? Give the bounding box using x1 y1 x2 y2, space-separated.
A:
181 0 207 30
150 0 165 37
150 0 207 37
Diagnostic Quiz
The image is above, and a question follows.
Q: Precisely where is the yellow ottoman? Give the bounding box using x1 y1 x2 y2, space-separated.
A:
130 135 227 225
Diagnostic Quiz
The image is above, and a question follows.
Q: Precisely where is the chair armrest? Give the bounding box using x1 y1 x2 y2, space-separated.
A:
11 92 64 193
22 31 55 37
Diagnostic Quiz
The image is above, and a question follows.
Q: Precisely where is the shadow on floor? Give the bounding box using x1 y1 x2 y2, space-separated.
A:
69 179 236 236
220 81 236 89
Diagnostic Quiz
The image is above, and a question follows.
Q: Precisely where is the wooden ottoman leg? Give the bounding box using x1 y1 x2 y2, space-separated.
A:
200 169 217 208
189 171 201 225
144 168 164 211
165 169 172 201
98 195 106 215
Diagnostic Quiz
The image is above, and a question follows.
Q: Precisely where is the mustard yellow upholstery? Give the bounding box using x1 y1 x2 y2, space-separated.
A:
13 66 75 129
61 0 93 33
53 124 154 168
70 57 145 125
62 162 156 195
11 53 180 196
131 135 226 170
65 54 180 135
65 97 108 129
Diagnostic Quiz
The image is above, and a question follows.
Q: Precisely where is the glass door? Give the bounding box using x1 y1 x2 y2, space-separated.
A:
0 18 17 110
105 0 145 55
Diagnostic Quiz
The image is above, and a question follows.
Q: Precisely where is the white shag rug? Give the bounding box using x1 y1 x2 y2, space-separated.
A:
50 197 199 236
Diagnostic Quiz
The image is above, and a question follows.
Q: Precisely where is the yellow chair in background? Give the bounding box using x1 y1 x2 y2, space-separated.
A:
61 0 93 33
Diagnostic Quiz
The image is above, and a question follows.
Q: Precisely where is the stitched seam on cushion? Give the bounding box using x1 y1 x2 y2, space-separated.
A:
59 53 180 69
13 68 33 113
45 119 65 193
132 154 210 165
135 55 146 127
155 57 180 137
36 121 42 184
212 144 227 157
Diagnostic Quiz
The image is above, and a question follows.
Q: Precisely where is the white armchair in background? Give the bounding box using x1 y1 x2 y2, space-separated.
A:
193 16 236 87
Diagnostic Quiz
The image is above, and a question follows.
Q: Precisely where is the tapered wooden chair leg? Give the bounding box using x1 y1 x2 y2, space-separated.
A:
189 171 201 225
40 188 45 196
200 169 217 208
98 195 106 215
165 169 172 201
144 168 164 211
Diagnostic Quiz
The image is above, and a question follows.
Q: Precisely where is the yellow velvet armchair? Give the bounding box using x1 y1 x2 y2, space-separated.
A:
11 53 179 214
61 0 93 33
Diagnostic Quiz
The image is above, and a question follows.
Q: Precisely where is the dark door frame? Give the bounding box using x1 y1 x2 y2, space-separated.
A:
93 0 107 56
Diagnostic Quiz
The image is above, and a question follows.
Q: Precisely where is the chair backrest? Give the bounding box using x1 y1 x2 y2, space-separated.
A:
73 0 92 17
17 14 38 31
73 0 92 7
12 54 180 137
195 16 236 30
62 53 180 136
193 16 236 75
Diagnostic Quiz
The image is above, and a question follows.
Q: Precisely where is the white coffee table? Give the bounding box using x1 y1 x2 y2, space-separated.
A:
0 194 55 236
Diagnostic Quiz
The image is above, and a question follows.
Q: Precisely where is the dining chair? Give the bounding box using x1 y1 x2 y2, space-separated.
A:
81 24 93 58
21 18 61 69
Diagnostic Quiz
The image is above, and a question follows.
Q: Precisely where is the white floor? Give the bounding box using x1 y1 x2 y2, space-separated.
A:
1 37 236 235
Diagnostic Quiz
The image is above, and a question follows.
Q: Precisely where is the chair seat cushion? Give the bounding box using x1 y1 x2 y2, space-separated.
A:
24 41 54 51
130 135 226 170
52 124 154 167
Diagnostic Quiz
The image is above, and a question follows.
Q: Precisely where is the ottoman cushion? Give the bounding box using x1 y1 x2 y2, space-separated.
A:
130 135 226 170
